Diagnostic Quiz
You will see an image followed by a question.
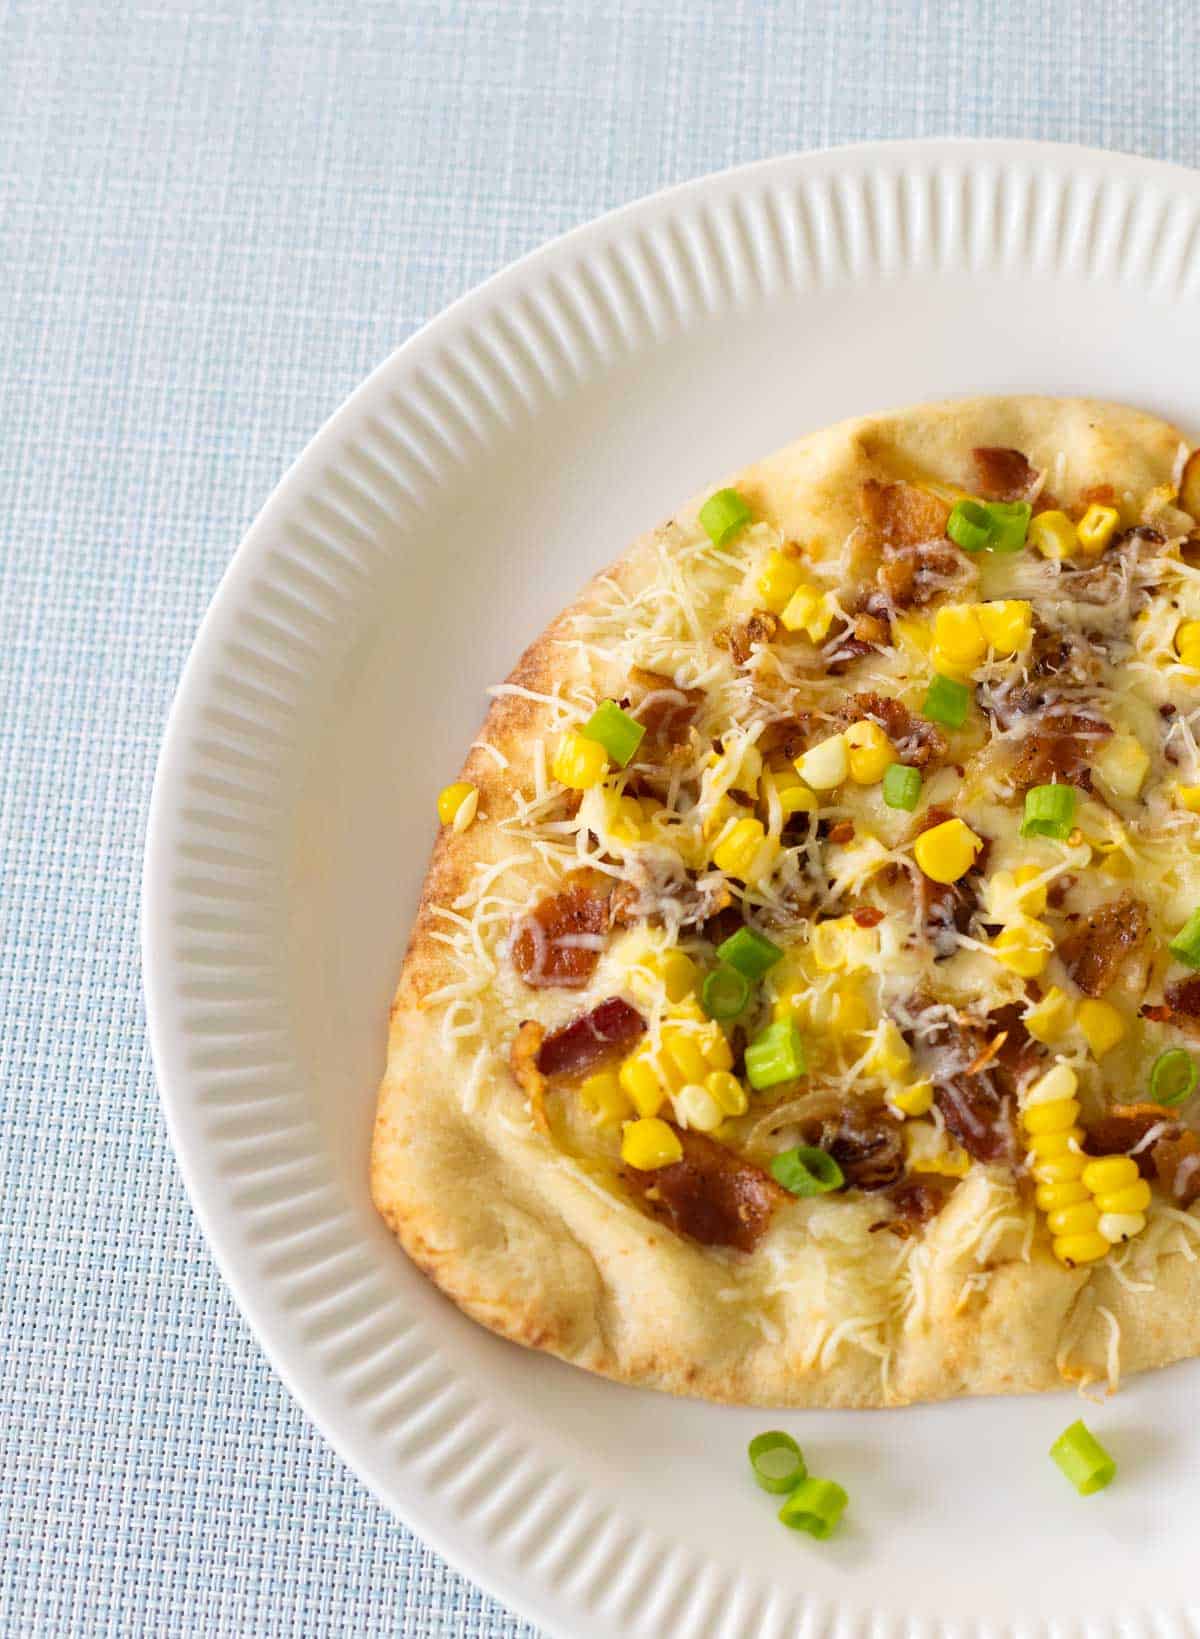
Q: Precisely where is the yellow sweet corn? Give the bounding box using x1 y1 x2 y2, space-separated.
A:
762 765 818 819
845 719 896 784
674 1082 724 1133
992 916 1055 979
1093 733 1150 800
1053 1231 1110 1266
812 978 871 1037
932 603 987 674
552 731 608 790
757 549 806 614
1026 1126 1084 1162
985 865 1047 922
608 793 649 843
779 583 835 641
975 599 1033 654
618 1052 667 1117
1081 1156 1140 1195
1029 509 1079 560
1076 998 1127 1058
621 1117 683 1170
864 1019 912 1080
888 1079 933 1118
1023 1093 1081 1136
913 817 983 884
628 948 699 1005
794 733 849 791
1175 784 1200 812
809 915 880 974
1014 863 1048 914
904 1122 970 1177
1093 1178 1151 1215
437 780 478 831
663 1030 711 1086
893 615 932 656
712 816 778 883
1097 1211 1147 1244
705 1070 748 1117
1175 620 1200 669
1046 1199 1101 1238
703 794 740 840
579 1070 633 1127
1025 986 1074 1044
1076 503 1120 555
1036 1178 1091 1213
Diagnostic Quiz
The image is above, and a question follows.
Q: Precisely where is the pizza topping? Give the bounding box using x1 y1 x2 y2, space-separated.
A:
859 478 950 547
1150 1129 1200 1205
535 996 645 1077
509 869 614 989
1059 893 1150 997
715 609 779 666
628 667 703 752
971 445 1039 502
621 1124 783 1250
509 1020 550 1133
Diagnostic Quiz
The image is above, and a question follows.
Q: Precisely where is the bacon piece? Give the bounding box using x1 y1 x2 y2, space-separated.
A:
509 1021 550 1133
535 997 645 1078
824 634 876 674
1165 977 1200 1019
837 690 947 770
854 612 890 645
826 1107 905 1191
510 870 611 989
1059 893 1150 998
913 807 984 958
877 1176 951 1235
622 1126 784 1251
934 1077 1016 1163
629 667 703 754
853 906 884 928
971 446 1038 502
1151 1130 1200 1206
715 609 779 666
860 479 950 546
1080 482 1118 510
1083 1103 1177 1174
875 541 969 610
1008 712 1111 793
917 1002 1024 1163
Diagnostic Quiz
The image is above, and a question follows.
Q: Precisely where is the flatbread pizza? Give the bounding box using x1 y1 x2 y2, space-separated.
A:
372 395 1200 1406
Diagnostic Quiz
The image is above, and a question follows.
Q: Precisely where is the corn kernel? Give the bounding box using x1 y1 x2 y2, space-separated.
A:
1176 620 1200 658
552 731 608 790
618 1054 666 1117
1036 1178 1090 1212
809 915 880 974
608 794 648 843
1023 1095 1081 1136
1025 987 1074 1044
1081 1156 1139 1195
1097 1211 1147 1244
757 549 805 614
674 1082 724 1133
1025 1063 1079 1107
1094 1179 1151 1215
1053 1231 1109 1266
975 599 1034 654
1027 1126 1084 1161
865 1018 913 1080
893 616 932 656
705 1070 748 1117
992 917 1055 978
1076 999 1127 1058
663 1030 710 1086
779 583 835 641
845 719 896 784
712 816 776 882
889 1079 933 1118
703 1027 733 1072
1077 503 1120 556
1015 864 1048 914
986 866 1047 922
932 604 987 673
1093 733 1150 800
1029 509 1079 560
437 781 479 829
579 1070 632 1127
621 1117 683 1170
1175 784 1200 812
1047 1199 1101 1238
658 950 698 1003
795 733 849 791
1034 1151 1087 1186
913 817 983 884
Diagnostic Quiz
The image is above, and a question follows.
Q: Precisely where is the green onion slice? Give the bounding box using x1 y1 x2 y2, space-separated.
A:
1020 782 1076 841
981 499 1032 553
698 488 752 547
770 1145 845 1197
882 762 922 811
946 498 993 553
777 1476 849 1538
922 672 970 729
748 1431 807 1495
580 699 645 767
700 964 751 1021
716 925 783 979
1149 1047 1198 1106
1049 1419 1116 1495
1169 908 1200 969
745 1019 807 1090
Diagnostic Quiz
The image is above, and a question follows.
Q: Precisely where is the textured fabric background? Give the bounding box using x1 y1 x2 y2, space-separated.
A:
1 2 1198 1633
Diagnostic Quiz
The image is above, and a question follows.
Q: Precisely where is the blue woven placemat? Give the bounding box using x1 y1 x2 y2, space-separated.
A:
2 2 1198 1633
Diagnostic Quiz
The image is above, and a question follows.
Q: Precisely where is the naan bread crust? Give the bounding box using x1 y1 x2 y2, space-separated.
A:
372 396 1200 1406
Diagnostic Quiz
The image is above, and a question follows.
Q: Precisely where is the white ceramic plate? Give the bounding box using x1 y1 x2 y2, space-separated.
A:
144 141 1200 1638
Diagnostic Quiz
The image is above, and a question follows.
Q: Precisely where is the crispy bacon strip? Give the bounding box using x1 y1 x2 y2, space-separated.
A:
837 690 947 770
860 479 950 546
715 609 779 667
1151 1131 1200 1206
629 667 703 754
510 870 612 989
971 446 1038 501
876 1176 951 1236
622 1126 784 1251
1164 976 1200 1023
1008 712 1111 793
1059 893 1150 998
535 997 645 1077
509 1021 550 1133
1083 1103 1176 1174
